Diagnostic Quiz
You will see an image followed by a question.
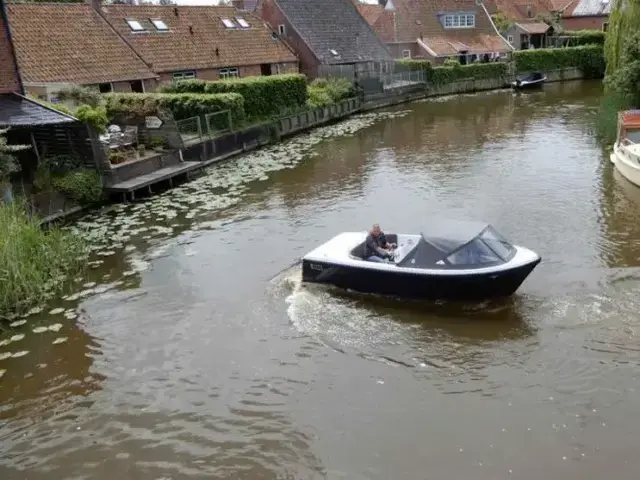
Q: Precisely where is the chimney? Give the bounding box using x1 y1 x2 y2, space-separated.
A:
87 0 101 11
378 0 387 6
232 0 245 10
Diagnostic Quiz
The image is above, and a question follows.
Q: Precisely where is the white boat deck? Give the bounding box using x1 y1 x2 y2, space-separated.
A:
303 232 540 276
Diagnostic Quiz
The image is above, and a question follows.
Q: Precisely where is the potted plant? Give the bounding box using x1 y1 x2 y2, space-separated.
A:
0 127 30 204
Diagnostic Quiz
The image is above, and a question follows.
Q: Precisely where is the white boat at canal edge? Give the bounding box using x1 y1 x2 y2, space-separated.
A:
610 110 640 188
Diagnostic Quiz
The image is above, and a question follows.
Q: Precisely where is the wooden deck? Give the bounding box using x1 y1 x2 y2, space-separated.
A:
105 161 201 200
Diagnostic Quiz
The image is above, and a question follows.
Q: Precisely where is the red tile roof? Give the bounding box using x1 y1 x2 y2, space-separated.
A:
486 0 557 20
99 5 297 72
5 3 156 85
392 0 512 56
515 22 551 34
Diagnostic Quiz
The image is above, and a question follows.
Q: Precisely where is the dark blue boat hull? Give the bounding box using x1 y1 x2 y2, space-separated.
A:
301 258 541 301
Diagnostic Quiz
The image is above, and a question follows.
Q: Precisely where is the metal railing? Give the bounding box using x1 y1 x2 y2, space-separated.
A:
177 110 232 145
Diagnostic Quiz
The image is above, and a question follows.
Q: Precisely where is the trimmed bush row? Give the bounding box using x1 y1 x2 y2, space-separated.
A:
396 59 508 85
561 30 606 46
307 77 356 108
161 74 308 119
104 92 246 125
513 44 605 78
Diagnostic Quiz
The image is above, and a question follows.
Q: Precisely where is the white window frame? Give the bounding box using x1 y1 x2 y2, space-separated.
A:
507 35 514 43
151 19 168 31
126 19 145 31
222 18 236 28
443 13 475 29
402 49 411 58
278 24 285 35
172 71 196 81
219 67 239 80
236 17 250 28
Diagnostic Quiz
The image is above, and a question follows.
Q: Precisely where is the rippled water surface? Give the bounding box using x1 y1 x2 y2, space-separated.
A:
3 81 640 479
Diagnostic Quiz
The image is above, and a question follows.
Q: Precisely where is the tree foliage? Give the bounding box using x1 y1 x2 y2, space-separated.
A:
604 0 640 77
605 32 640 106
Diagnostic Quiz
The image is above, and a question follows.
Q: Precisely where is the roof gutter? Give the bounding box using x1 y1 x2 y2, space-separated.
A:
1 0 25 95
481 1 515 51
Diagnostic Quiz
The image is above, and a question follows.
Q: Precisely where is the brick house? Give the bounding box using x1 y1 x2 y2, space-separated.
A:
4 2 158 101
354 0 512 64
561 0 610 31
485 0 556 49
98 4 298 83
0 1 21 94
256 0 392 78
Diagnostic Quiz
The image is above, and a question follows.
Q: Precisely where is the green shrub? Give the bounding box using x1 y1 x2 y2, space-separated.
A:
57 85 103 108
0 202 87 318
396 59 433 71
563 30 606 46
52 169 104 205
104 92 246 126
75 105 109 134
309 77 355 104
429 62 508 85
443 58 461 67
202 74 307 119
513 44 605 78
307 86 333 108
158 79 207 94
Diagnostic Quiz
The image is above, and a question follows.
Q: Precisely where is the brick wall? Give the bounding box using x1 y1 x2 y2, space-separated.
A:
0 9 20 93
258 0 318 77
562 15 608 31
157 62 299 84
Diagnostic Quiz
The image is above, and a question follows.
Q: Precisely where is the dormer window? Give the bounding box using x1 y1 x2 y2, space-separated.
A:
151 19 168 31
443 13 475 29
221 18 236 28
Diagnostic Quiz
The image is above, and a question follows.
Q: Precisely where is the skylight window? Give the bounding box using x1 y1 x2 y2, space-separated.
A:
330 49 339 56
221 18 236 28
236 17 250 28
126 19 145 32
151 19 168 31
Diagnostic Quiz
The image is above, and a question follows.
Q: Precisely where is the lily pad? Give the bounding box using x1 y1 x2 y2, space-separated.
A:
49 308 65 315
10 334 24 342
52 337 68 345
0 352 12 361
32 327 48 334
48 324 63 333
0 369 5 379
11 351 29 358
0 339 9 347
9 320 27 327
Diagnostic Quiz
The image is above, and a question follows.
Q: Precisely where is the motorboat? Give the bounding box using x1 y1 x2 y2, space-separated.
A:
610 110 640 188
510 72 546 90
301 220 541 301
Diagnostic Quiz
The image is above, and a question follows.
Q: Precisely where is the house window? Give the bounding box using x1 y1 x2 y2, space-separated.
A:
602 22 609 32
507 35 514 43
236 17 250 28
219 67 239 79
402 49 411 58
278 24 285 35
97 83 113 93
173 71 196 81
221 18 236 28
151 19 168 31
126 19 145 31
443 13 475 29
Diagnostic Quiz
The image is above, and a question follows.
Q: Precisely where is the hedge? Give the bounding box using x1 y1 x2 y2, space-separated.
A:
513 44 605 78
396 60 507 85
164 74 308 119
561 30 606 46
307 77 356 107
104 92 246 126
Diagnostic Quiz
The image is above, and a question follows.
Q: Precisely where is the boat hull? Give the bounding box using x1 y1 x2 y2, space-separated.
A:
301 257 541 301
510 79 545 90
611 145 640 188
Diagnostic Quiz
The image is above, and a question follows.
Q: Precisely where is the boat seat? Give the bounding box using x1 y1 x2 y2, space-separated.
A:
349 234 398 260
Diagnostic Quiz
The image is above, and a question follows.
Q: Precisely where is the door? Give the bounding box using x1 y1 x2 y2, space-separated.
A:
260 64 272 76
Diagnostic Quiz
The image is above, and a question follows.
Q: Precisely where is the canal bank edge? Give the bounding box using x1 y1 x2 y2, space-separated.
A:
43 67 592 227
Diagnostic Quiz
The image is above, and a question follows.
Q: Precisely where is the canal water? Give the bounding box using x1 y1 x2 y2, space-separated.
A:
2 80 640 480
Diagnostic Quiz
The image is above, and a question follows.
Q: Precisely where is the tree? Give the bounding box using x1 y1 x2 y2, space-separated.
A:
0 128 30 204
604 0 640 77
605 32 640 106
491 12 512 33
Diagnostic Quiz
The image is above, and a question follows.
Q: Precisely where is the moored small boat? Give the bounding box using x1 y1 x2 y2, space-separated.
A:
301 220 541 301
510 72 546 90
611 110 640 188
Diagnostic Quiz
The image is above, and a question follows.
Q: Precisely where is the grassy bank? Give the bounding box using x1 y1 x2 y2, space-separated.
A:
0 202 87 320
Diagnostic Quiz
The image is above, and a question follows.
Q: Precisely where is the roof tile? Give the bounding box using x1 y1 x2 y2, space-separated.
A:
5 3 156 85
99 5 297 72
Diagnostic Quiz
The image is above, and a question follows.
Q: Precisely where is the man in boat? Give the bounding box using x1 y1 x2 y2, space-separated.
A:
364 224 396 262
